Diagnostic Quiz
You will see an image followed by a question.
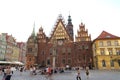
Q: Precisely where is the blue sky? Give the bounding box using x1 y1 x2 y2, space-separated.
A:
0 0 120 42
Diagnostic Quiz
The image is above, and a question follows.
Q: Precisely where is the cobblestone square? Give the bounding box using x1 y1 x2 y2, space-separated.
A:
0 70 120 80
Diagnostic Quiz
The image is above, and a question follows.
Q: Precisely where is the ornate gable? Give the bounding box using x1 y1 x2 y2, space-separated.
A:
37 27 47 43
49 14 73 44
75 22 91 42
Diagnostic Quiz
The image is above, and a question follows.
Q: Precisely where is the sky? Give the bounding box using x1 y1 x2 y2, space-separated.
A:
0 0 120 42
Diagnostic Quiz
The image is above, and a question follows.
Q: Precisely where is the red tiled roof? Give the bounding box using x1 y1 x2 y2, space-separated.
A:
96 30 120 39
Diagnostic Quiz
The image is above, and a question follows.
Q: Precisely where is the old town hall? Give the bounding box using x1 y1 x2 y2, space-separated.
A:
26 14 93 69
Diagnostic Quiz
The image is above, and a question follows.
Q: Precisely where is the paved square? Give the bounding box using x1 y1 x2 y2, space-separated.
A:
0 70 120 80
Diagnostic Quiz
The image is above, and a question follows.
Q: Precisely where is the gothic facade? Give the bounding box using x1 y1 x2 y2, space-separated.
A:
26 14 93 69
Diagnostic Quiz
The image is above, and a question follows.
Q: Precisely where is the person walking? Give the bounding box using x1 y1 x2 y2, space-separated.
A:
86 69 89 79
4 66 12 80
76 68 81 80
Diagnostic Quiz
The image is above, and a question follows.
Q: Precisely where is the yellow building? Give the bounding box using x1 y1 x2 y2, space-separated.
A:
12 46 20 61
92 31 120 70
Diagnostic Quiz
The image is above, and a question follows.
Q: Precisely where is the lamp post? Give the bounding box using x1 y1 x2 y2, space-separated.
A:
52 46 56 73
52 38 58 74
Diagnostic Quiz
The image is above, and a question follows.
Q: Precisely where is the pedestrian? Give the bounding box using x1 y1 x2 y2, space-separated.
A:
46 67 52 80
4 66 12 80
33 66 37 75
86 69 89 79
76 68 81 80
19 67 23 76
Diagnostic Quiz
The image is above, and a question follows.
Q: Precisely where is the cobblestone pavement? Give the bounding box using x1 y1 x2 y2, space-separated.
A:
0 70 120 80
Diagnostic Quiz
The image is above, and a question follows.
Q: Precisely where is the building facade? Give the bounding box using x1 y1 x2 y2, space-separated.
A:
0 33 7 61
17 42 26 64
26 14 93 69
92 31 120 69
0 33 26 65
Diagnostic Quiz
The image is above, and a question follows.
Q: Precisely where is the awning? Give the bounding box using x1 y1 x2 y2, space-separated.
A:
0 61 12 64
11 61 24 65
0 61 24 65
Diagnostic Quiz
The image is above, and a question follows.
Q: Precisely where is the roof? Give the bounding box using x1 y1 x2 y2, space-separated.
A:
94 30 120 41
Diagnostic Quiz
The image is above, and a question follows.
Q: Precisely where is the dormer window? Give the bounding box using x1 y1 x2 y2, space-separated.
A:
106 35 111 38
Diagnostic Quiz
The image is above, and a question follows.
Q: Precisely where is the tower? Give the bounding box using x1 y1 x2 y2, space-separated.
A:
66 15 74 40
26 23 38 69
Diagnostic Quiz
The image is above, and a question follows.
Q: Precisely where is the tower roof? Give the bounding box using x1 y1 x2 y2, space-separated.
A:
68 15 72 23
31 22 35 37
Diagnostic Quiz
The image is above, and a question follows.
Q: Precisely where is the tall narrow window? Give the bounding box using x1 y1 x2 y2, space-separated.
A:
108 48 113 55
110 60 114 67
100 48 105 55
116 49 120 55
47 59 50 65
102 60 106 67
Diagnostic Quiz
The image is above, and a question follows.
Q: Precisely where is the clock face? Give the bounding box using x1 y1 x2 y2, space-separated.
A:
58 40 63 45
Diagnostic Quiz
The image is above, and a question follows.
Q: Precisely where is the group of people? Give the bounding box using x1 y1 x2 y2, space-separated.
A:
0 65 26 80
76 67 89 80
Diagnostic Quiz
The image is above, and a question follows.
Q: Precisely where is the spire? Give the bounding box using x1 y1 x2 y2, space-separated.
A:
68 13 72 24
68 15 71 23
32 21 35 37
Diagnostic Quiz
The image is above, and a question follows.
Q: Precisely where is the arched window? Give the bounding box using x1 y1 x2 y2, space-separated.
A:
102 60 106 67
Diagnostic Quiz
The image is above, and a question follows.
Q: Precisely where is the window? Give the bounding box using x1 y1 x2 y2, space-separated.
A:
67 48 71 53
118 60 120 67
68 59 71 64
99 41 103 47
68 53 71 55
114 41 119 46
116 49 120 55
85 46 89 50
107 41 111 46
102 60 106 67
110 60 114 67
28 48 32 52
100 48 105 55
47 59 50 65
82 45 85 50
108 49 113 55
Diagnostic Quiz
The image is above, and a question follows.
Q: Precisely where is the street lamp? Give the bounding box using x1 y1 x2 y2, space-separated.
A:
52 46 56 73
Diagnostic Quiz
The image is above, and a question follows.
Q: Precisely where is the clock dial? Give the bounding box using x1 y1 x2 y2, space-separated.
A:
58 40 63 45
